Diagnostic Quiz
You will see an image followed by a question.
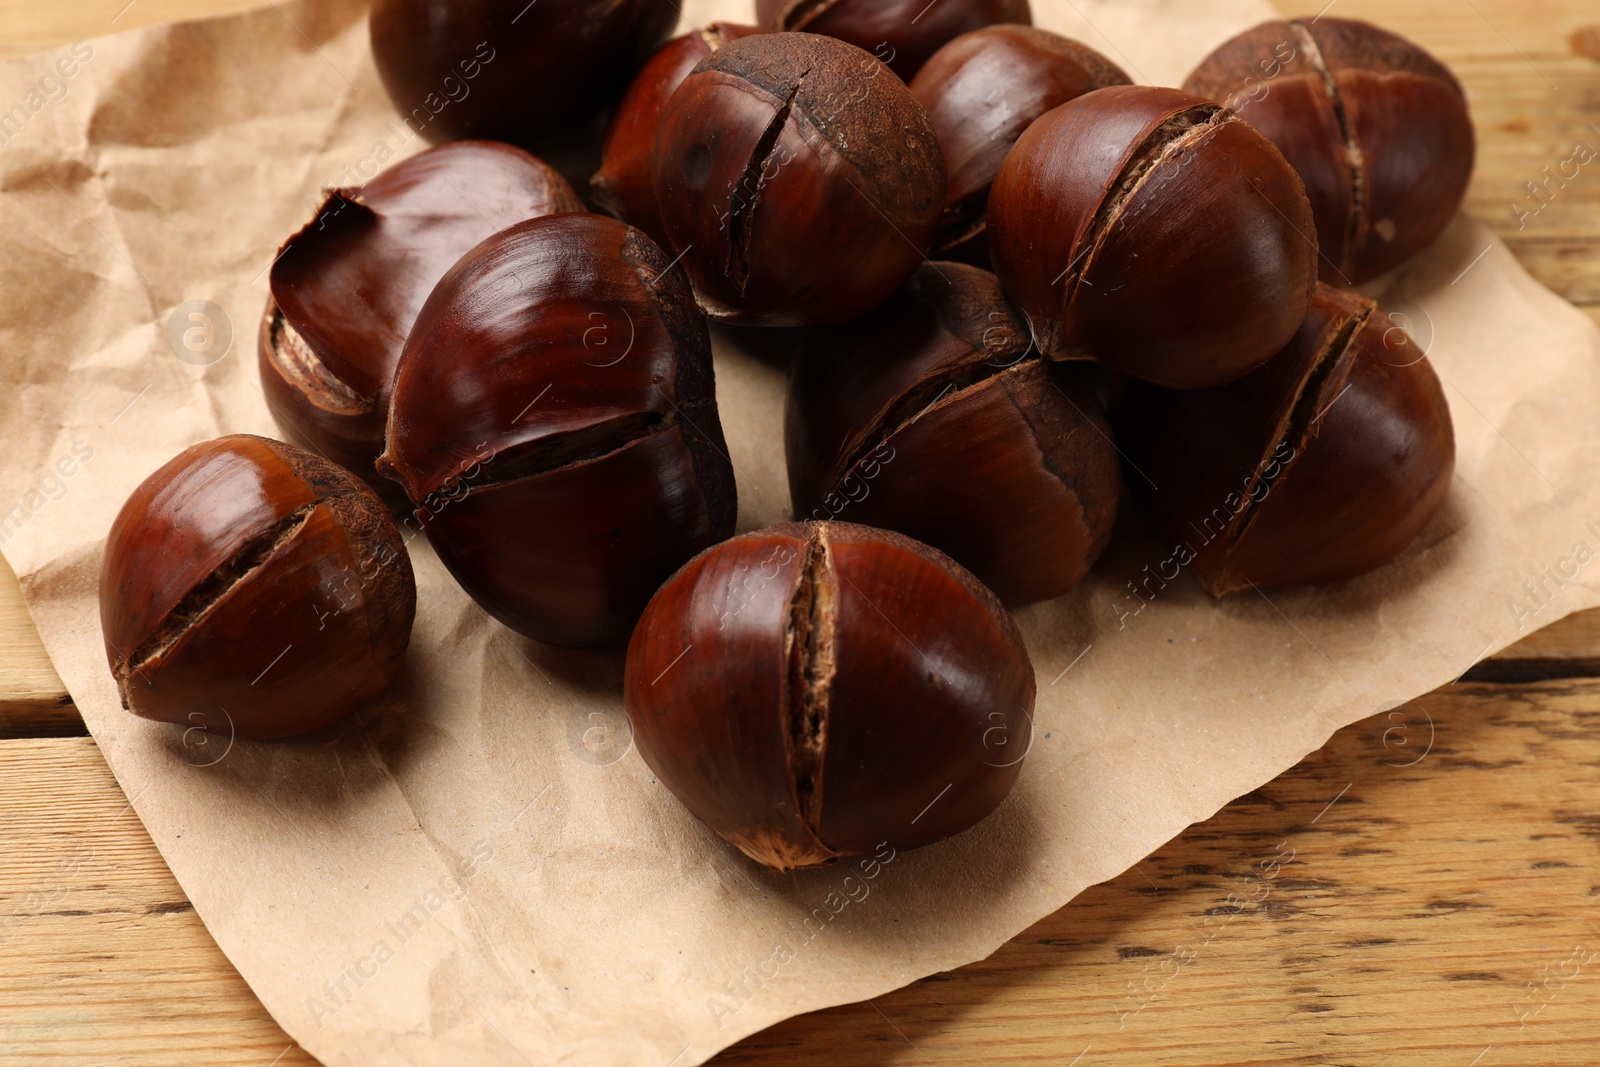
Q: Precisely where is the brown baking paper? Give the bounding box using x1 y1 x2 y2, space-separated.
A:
2 1 1597 1063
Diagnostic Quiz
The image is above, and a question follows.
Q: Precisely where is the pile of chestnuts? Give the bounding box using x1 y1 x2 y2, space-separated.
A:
99 2 1466 872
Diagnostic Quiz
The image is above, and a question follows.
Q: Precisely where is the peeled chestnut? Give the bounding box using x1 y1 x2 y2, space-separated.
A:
652 32 946 327
1184 18 1475 285
1110 283 1455 595
987 85 1319 389
625 521 1035 871
100 435 415 739
787 262 1120 606
260 141 580 508
756 0 1032 81
910 26 1130 255
369 0 679 144
377 213 736 648
590 23 763 245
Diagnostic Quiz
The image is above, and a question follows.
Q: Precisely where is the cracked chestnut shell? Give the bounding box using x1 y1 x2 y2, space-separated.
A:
100 435 416 739
652 32 947 327
910 26 1130 256
259 141 581 508
1184 18 1474 286
590 23 763 246
786 262 1121 606
370 0 679 143
1109 283 1455 595
377 213 736 648
756 0 1032 81
625 521 1035 871
987 85 1319 389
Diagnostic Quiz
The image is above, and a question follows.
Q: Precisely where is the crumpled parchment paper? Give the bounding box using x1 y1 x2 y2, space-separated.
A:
1 1 1597 1064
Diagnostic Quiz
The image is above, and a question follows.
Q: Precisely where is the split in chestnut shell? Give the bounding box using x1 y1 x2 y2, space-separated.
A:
1184 17 1475 285
259 141 581 508
625 521 1035 872
1109 283 1456 595
378 213 736 649
652 32 947 327
100 434 416 739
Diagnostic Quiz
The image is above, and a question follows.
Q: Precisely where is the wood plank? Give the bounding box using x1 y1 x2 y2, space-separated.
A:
4 683 1596 1065
0 737 318 1066
723 680 1600 1065
0 556 81 739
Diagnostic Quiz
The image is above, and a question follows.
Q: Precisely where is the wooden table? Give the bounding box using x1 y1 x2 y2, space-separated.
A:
4 2 1599 1064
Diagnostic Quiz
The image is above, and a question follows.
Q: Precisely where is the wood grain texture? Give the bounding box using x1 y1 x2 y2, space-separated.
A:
0 1 1597 1065
3 686 1596 1066
0 557 80 739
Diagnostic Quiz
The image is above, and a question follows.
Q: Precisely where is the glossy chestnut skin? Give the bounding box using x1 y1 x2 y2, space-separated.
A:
1184 18 1475 285
259 141 581 509
988 85 1319 390
100 435 416 739
377 213 736 648
590 23 763 246
369 0 679 144
652 33 946 327
756 0 1032 81
625 521 1035 871
910 26 1130 255
1110 284 1455 595
787 263 1121 606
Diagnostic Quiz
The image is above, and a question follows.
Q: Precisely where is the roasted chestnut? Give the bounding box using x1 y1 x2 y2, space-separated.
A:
590 23 763 245
260 141 581 508
377 213 736 648
987 85 1319 390
652 32 946 327
1109 283 1455 595
1184 18 1474 285
369 0 679 144
786 262 1120 606
910 26 1130 256
624 521 1034 871
100 435 415 739
756 0 1032 81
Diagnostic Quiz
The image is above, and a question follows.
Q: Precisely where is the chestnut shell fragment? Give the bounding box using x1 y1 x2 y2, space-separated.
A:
625 521 1035 871
652 32 947 327
910 26 1130 255
1110 283 1456 595
369 0 680 143
786 262 1121 606
100 435 416 739
378 213 736 649
591 23 763 246
259 141 581 506
756 0 1033 81
987 85 1319 389
1184 18 1475 285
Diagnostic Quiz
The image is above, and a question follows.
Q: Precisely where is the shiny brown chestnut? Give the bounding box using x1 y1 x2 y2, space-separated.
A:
260 141 581 508
369 0 678 144
987 85 1319 390
1109 283 1455 595
756 0 1032 81
1184 18 1475 285
377 213 736 648
624 521 1035 871
99 435 416 740
910 26 1130 256
652 32 946 327
590 23 763 245
786 262 1121 606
